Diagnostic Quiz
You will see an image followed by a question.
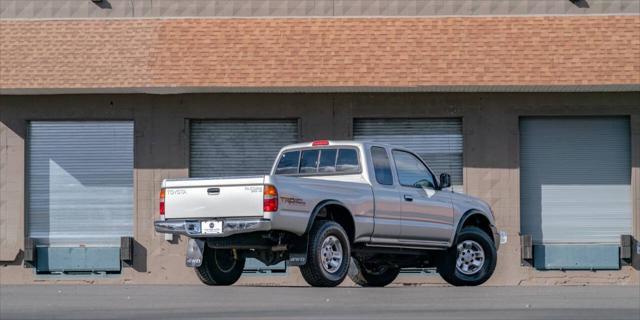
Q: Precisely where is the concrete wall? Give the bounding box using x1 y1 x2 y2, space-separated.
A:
1 0 638 19
0 92 638 285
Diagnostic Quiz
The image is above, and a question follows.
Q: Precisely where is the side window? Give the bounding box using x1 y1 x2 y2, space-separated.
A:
336 149 359 173
371 147 393 185
275 151 300 174
318 149 338 173
392 150 436 189
299 149 320 173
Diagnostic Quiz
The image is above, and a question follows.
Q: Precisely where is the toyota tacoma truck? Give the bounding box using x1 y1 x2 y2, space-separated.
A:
155 140 500 287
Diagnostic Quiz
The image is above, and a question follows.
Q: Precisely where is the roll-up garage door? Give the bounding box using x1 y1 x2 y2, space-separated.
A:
190 120 298 273
520 117 631 270
190 120 299 177
28 121 134 273
353 118 463 191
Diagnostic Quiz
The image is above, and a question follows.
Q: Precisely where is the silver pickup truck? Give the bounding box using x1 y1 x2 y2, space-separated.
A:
155 140 500 287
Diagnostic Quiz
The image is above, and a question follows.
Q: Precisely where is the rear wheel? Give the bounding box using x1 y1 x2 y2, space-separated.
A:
300 220 351 287
437 226 496 286
195 247 245 286
348 258 400 287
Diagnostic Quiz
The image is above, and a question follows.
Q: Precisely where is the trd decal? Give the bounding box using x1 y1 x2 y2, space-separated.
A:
280 196 306 206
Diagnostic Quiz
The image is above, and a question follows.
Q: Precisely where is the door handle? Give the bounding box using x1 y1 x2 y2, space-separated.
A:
207 188 220 195
403 194 413 202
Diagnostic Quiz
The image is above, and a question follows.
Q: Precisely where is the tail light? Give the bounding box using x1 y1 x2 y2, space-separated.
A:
263 184 278 212
159 188 165 216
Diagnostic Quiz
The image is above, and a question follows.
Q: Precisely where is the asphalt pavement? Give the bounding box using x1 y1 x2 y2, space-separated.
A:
1 284 638 320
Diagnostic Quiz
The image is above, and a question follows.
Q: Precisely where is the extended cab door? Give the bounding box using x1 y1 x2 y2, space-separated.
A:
369 146 402 240
391 150 454 243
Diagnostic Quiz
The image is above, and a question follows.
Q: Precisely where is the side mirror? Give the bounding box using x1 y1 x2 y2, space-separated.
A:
439 173 451 189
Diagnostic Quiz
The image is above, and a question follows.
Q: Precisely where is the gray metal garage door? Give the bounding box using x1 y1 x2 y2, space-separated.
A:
353 118 463 191
28 121 134 273
190 120 298 273
190 120 299 177
520 117 631 270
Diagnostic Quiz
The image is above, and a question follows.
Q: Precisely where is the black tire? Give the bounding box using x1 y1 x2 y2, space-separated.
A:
195 247 245 286
348 258 400 287
299 220 351 287
437 226 497 286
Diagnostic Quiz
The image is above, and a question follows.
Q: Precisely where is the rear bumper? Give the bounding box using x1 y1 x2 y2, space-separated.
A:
154 218 271 237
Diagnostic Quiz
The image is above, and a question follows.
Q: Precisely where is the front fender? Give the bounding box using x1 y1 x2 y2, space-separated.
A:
452 210 499 250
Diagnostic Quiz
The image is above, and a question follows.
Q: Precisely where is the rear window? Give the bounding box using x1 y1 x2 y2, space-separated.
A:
299 150 320 173
318 149 338 173
275 151 300 174
336 149 359 173
274 148 360 175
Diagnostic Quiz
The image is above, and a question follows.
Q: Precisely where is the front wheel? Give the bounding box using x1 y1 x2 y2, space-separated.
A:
299 220 351 287
195 247 245 286
348 258 400 287
437 226 497 286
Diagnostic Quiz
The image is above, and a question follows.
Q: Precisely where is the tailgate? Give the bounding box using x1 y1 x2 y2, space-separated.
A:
163 176 265 219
